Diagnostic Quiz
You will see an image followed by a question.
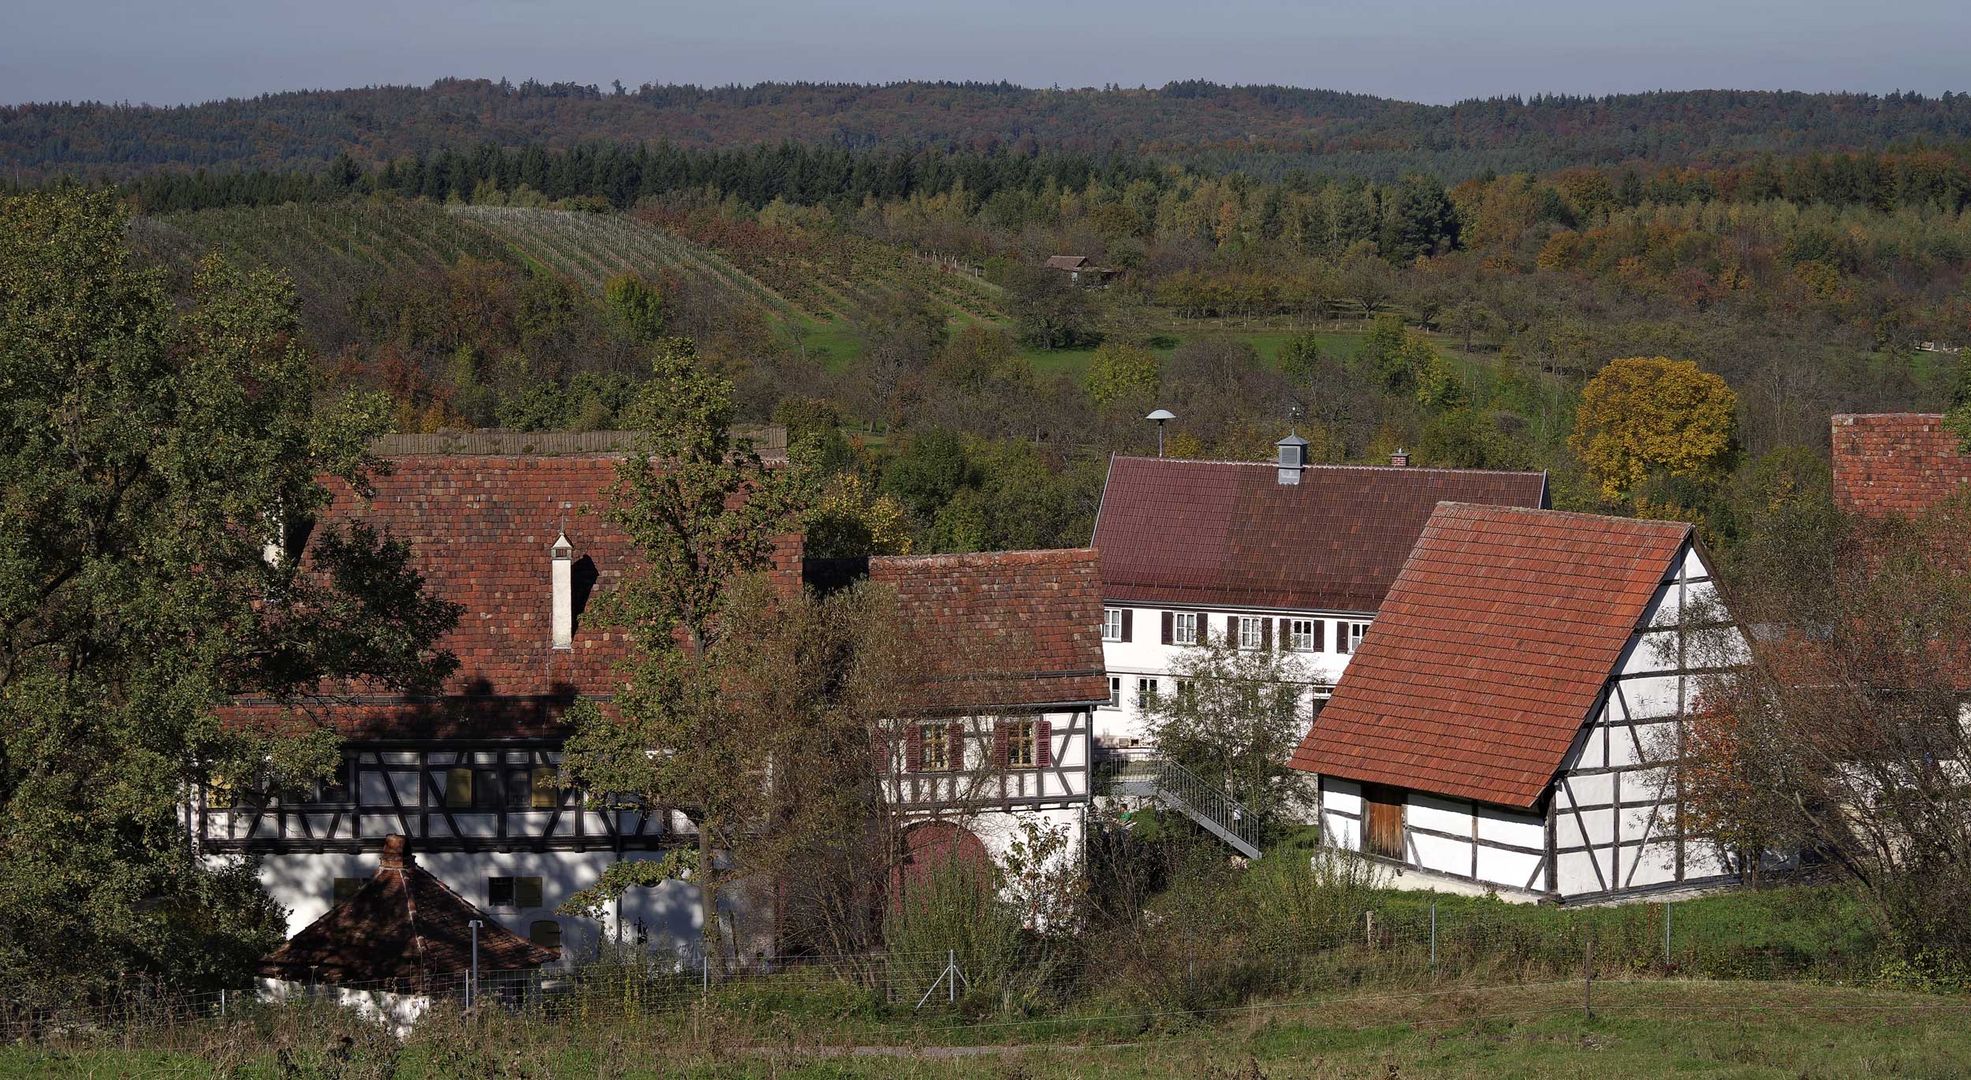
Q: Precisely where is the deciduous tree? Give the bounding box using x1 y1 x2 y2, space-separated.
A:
1570 355 1738 505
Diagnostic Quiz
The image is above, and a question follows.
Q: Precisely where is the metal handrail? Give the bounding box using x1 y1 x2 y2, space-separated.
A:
1101 755 1262 858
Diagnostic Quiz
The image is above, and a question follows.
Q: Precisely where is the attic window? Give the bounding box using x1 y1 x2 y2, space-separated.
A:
488 876 544 909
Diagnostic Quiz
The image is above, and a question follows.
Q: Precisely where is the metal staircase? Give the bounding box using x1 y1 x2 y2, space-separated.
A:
1105 757 1262 859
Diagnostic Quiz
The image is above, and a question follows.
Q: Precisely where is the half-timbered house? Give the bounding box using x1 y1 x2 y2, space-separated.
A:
805 549 1108 867
197 438 803 960
1290 503 1750 903
1089 438 1548 756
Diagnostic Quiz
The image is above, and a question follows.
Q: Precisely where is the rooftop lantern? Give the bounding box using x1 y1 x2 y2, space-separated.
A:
1276 432 1309 486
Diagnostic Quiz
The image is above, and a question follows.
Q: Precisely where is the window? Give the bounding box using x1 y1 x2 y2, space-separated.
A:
1104 676 1122 709
488 876 544 909
1136 677 1160 705
529 920 563 949
1172 611 1199 645
331 877 365 904
1237 617 1263 650
999 719 1038 769
1102 607 1127 641
919 723 951 771
1338 621 1369 654
444 766 473 809
1311 683 1336 699
530 767 563 809
1174 678 1195 701
1288 618 1321 652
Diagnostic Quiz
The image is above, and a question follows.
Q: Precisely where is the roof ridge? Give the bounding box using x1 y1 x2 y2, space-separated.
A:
1433 502 1694 535
1110 454 1544 478
1833 412 1947 422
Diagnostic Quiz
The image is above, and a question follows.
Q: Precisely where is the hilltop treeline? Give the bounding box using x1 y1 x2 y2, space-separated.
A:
9 78 1971 182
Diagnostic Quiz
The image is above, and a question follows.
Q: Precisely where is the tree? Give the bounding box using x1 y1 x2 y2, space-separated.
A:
0 189 459 1008
1570 356 1739 506
1140 641 1314 840
1679 490 1971 968
557 339 805 973
1003 264 1098 350
603 273 666 343
1946 354 1971 451
1084 341 1161 408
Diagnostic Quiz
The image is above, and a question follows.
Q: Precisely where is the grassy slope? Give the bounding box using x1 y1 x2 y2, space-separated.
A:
9 981 1966 1078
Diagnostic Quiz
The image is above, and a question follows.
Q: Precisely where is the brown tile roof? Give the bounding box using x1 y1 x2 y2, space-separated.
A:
1044 255 1090 270
1289 504 1692 809
1831 413 1971 520
258 836 556 986
1091 456 1549 613
806 549 1110 712
226 454 802 740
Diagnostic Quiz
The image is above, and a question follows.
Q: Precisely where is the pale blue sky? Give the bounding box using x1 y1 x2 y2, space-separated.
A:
0 0 1961 106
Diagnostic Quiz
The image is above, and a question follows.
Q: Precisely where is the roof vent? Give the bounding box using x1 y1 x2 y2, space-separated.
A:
551 531 574 650
1277 433 1309 486
1390 448 1410 468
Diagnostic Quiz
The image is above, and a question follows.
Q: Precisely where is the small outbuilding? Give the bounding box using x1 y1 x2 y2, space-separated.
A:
257 835 558 1028
1290 503 1750 903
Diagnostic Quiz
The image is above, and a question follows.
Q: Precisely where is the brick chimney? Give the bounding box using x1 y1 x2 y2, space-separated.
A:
379 834 412 870
1389 448 1410 467
551 530 574 650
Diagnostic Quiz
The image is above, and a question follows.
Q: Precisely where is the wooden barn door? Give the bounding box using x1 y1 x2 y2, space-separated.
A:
1363 785 1406 859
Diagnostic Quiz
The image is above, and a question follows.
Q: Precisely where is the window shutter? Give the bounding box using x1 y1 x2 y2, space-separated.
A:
947 722 964 770
1121 609 1133 642
1277 618 1290 649
1221 615 1234 645
1197 614 1210 645
1160 611 1173 644
992 721 1009 768
1314 619 1325 651
1337 621 1350 654
906 724 924 772
1035 718 1052 768
1261 618 1273 651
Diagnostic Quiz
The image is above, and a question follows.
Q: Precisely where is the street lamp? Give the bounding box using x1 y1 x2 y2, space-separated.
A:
1146 408 1175 457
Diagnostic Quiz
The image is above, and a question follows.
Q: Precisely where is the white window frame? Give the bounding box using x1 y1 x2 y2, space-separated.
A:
1136 677 1160 705
1103 676 1122 709
1341 620 1369 652
1172 612 1199 646
1288 618 1316 652
1238 618 1263 650
1102 607 1124 641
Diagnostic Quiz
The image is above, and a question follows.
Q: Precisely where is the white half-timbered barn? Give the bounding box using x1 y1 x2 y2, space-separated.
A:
1290 503 1749 903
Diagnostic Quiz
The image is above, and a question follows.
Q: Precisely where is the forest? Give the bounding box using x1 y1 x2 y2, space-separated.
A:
14 94 1968 563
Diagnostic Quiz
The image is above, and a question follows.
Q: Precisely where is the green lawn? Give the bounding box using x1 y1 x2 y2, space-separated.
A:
10 980 1968 1078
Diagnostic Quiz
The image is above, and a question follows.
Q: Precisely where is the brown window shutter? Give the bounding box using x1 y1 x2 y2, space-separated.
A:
1337 621 1350 654
1197 614 1210 645
1035 718 1052 768
1160 611 1173 645
1261 618 1273 651
1221 615 1234 645
906 724 924 772
1314 619 1325 651
947 722 964 770
992 721 1009 768
1277 617 1291 648
1121 609 1133 642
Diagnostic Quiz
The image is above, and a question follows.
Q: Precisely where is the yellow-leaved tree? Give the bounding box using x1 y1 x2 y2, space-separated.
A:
1570 356 1738 506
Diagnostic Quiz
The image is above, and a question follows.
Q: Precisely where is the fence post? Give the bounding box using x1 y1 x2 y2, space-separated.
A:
1583 935 1595 1020
948 950 957 1005
700 948 709 998
1429 903 1437 973
1663 901 1673 967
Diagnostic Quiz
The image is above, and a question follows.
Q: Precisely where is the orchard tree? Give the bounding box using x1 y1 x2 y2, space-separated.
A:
1084 341 1161 408
1140 641 1314 839
1570 355 1738 507
0 189 458 1008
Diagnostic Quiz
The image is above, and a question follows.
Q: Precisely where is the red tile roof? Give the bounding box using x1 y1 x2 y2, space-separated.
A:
1289 504 1692 809
807 549 1110 712
1831 413 1971 520
228 454 801 740
259 836 556 986
1091 456 1549 613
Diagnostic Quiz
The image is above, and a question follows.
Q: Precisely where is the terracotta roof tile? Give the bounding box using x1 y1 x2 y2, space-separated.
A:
1289 504 1691 808
807 549 1109 712
1091 456 1549 612
258 836 556 985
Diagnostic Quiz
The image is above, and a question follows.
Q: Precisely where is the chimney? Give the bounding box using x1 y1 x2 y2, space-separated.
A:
1276 433 1309 486
552 531 574 650
1390 448 1410 468
379 834 412 870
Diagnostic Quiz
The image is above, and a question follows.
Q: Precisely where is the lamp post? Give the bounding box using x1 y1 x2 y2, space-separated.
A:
1146 408 1175 457
467 919 481 1008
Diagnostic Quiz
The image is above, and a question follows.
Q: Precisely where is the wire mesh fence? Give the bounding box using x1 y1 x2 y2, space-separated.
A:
0 894 1889 1046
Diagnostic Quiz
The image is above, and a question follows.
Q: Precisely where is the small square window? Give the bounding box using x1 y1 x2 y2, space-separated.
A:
1102 608 1124 641
1172 612 1199 646
529 920 563 949
1289 619 1317 652
488 876 544 909
1003 719 1037 769
530 767 563 809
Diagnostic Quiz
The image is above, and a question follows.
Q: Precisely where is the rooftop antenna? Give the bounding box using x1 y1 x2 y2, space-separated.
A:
1146 408 1176 457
